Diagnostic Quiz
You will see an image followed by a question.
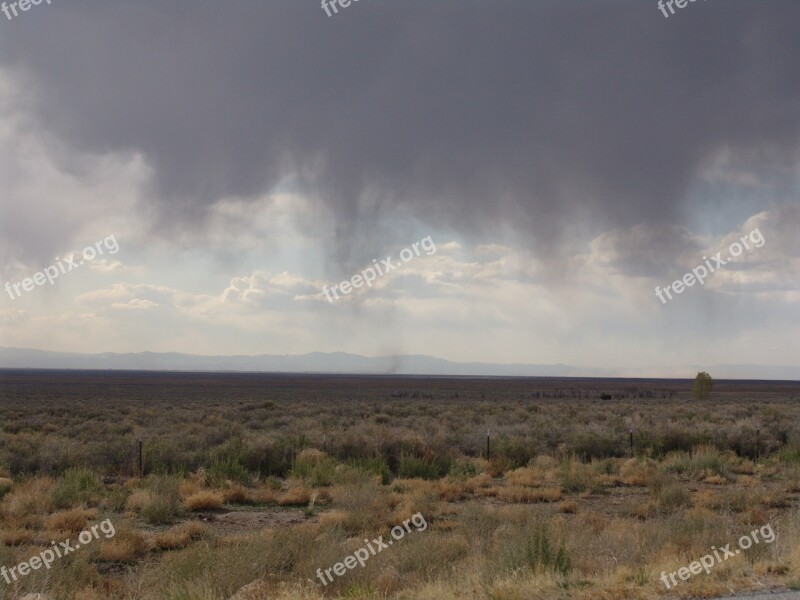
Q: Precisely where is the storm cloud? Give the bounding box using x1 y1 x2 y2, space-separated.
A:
1 0 799 269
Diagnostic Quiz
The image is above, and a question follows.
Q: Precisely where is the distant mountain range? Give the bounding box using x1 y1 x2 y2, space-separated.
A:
0 347 798 380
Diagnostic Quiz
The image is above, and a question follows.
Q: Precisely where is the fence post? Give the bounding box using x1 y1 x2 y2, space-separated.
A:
629 429 634 458
756 428 760 460
486 430 491 460
138 438 143 477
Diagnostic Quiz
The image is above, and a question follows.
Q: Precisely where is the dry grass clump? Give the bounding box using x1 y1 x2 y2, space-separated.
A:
701 486 758 513
96 522 148 563
620 458 657 487
45 507 97 533
505 466 543 487
183 490 225 511
181 521 210 539
3 528 35 546
558 500 578 514
249 486 279 505
222 485 252 504
731 460 756 475
318 510 348 529
763 490 790 508
97 539 139 563
0 477 13 498
153 523 207 551
653 483 692 512
435 480 470 501
785 466 800 493
154 528 191 550
3 477 54 518
125 489 152 512
277 485 312 506
559 459 603 494
179 480 200 499
375 566 402 596
497 486 562 503
704 474 728 485
465 472 493 489
576 510 608 534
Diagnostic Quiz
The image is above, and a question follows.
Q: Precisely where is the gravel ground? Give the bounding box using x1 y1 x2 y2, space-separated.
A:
710 590 800 600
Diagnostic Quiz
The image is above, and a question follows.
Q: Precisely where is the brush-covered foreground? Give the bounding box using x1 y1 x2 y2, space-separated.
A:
0 371 798 599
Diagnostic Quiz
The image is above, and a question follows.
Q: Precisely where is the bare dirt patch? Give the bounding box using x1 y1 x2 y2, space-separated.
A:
193 509 316 536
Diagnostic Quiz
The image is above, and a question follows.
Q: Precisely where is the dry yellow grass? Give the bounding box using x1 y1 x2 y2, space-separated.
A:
558 500 578 513
222 485 251 504
318 510 348 528
497 485 562 503
154 528 191 550
704 474 728 485
619 458 656 487
4 477 54 518
277 486 312 506
97 539 138 562
250 486 279 504
465 473 493 491
73 588 113 600
576 510 608 533
505 466 543 487
179 480 200 499
180 521 209 539
435 480 469 501
183 490 224 511
45 507 97 533
376 566 401 596
3 528 35 546
763 490 790 508
125 490 151 512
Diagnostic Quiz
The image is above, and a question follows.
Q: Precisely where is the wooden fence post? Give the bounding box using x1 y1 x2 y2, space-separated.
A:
629 430 634 458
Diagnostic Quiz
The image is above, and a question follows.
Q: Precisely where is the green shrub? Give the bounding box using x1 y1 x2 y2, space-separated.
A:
208 458 252 486
572 432 625 460
494 437 537 468
663 446 726 478
655 483 691 513
348 456 392 485
53 468 103 508
141 475 182 525
398 453 449 480
287 448 339 486
777 445 800 464
449 459 479 480
498 521 571 576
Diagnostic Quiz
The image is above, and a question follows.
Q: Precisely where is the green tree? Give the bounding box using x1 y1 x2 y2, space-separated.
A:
691 371 713 401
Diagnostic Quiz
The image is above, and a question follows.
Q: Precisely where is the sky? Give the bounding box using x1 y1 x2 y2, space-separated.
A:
0 0 799 376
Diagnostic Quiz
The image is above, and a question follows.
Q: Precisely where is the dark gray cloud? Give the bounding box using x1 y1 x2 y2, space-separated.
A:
2 0 799 269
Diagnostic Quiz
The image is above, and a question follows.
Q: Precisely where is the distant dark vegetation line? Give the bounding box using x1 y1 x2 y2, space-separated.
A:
0 372 797 479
